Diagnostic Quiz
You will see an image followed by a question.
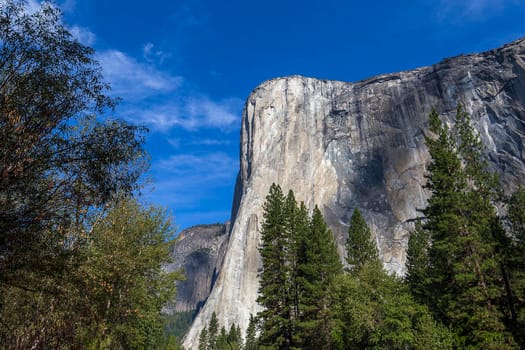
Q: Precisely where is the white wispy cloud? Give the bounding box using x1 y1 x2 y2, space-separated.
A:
157 152 238 176
185 96 241 130
96 50 182 99
149 152 238 209
143 42 171 63
190 138 232 146
165 137 232 149
15 1 240 133
124 95 242 132
69 25 96 45
93 48 179 102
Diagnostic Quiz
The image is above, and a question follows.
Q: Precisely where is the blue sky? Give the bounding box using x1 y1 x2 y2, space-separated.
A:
27 0 525 231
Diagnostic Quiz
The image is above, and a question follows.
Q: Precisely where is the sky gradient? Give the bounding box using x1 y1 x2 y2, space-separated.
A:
25 0 525 231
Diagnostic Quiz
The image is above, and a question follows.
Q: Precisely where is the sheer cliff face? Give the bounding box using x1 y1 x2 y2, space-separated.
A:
165 223 229 313
183 38 525 348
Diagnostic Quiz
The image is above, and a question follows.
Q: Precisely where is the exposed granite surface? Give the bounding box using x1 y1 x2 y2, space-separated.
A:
166 223 229 313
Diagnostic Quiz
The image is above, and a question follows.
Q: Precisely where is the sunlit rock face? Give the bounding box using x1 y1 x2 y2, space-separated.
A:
183 37 525 348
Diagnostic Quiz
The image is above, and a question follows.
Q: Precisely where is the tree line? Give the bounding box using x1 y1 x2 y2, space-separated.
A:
0 2 183 348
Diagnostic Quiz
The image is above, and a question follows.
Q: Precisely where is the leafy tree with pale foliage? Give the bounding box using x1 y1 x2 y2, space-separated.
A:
78 197 182 348
0 1 157 348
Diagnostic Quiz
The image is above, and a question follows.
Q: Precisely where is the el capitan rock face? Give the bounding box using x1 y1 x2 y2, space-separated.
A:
183 38 525 348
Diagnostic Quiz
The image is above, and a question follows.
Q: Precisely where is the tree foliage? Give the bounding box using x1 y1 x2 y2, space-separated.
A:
0 2 184 348
78 198 182 348
257 184 294 349
198 313 242 350
331 263 455 350
295 206 342 349
0 197 183 348
406 106 519 348
245 314 259 350
330 208 454 350
0 0 146 291
502 188 525 345
346 208 380 274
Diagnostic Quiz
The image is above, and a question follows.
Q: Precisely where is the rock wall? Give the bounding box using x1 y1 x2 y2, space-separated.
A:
166 223 229 313
183 38 525 348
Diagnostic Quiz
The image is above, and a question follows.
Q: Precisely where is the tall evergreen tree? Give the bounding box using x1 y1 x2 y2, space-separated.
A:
504 188 525 346
405 220 431 304
199 326 209 350
245 314 259 350
208 312 219 350
226 323 243 349
283 190 310 346
346 208 380 274
410 107 517 348
257 183 294 349
296 206 343 349
334 210 454 349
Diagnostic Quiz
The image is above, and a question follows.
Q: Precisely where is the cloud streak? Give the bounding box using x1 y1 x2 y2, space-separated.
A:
95 48 242 132
69 25 96 45
96 49 182 99
122 95 242 131
149 152 238 209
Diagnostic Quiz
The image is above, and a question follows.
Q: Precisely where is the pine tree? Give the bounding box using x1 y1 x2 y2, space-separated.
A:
416 107 516 348
333 209 454 350
296 206 343 349
199 325 209 350
504 188 525 346
257 183 293 349
405 220 431 304
283 191 310 347
346 208 380 274
216 326 228 350
226 323 242 349
208 312 219 350
245 314 259 350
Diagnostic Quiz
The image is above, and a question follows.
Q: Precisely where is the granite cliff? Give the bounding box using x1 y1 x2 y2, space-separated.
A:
166 223 229 313
183 38 525 348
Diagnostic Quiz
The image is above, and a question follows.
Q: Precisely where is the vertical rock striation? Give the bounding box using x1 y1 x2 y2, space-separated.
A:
183 38 525 348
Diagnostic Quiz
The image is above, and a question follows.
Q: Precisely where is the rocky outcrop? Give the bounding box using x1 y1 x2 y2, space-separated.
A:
165 223 229 313
183 38 525 348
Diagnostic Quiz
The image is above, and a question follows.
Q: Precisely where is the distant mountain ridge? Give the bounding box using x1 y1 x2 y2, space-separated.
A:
181 37 525 348
166 223 229 313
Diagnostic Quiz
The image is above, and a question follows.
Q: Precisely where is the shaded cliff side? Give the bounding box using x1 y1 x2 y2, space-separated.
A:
166 223 229 313
184 38 525 348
